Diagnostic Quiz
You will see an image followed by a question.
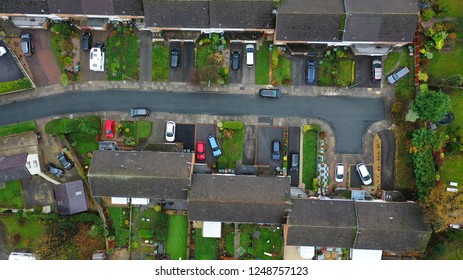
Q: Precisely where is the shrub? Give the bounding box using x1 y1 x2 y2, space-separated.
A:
413 150 436 199
446 142 461 154
412 90 451 122
50 22 73 37
422 9 435 21
139 229 154 239
222 121 244 130
0 78 33 94
303 124 321 133
62 56 73 66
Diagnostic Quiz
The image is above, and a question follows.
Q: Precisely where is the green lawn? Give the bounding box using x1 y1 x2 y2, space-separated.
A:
255 43 270 85
384 50 402 75
194 229 218 260
120 121 152 146
108 207 130 247
271 49 292 86
137 121 152 139
69 132 98 166
317 58 354 87
441 0 463 17
218 127 244 169
125 35 140 79
0 181 24 209
253 227 283 260
0 215 46 249
0 121 37 137
152 42 170 82
196 45 210 68
166 214 188 260
394 49 416 100
106 27 140 81
426 41 463 80
337 59 354 87
395 123 415 190
223 224 235 256
0 78 33 94
318 60 333 86
302 130 318 191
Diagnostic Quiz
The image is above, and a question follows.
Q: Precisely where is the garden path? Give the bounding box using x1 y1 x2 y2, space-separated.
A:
233 223 240 259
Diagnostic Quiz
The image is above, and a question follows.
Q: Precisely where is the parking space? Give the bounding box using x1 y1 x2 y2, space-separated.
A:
287 126 301 186
229 43 243 84
241 44 255 85
81 30 107 82
291 55 305 86
256 126 285 170
169 41 195 83
0 40 25 83
242 125 256 165
353 56 381 88
350 164 374 188
175 123 195 151
196 124 217 166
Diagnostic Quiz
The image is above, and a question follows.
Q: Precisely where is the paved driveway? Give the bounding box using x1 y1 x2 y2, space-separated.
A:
196 124 217 166
169 41 195 83
0 221 8 260
81 30 107 82
379 130 395 190
287 126 301 186
175 123 195 151
354 56 381 89
229 43 243 84
256 126 284 170
291 55 305 86
139 30 153 82
243 125 256 165
0 40 24 83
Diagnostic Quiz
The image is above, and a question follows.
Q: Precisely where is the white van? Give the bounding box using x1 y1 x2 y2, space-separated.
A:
90 42 105 72
245 44 254 67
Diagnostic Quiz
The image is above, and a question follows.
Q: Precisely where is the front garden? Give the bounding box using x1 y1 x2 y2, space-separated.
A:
318 48 354 87
255 42 292 86
0 78 33 94
217 121 244 169
302 126 319 192
152 42 170 82
50 22 81 85
196 34 229 85
117 121 152 146
0 120 37 137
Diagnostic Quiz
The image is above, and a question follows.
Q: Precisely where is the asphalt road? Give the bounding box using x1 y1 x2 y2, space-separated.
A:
0 41 24 83
0 90 384 154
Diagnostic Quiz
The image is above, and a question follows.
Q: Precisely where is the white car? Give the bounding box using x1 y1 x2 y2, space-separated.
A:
165 121 176 142
0 46 6 57
356 163 372 185
335 163 344 183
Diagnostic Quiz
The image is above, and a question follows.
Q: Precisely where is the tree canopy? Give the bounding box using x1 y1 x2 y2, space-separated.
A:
412 90 451 122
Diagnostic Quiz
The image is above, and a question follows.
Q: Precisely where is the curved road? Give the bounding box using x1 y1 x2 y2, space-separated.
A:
0 90 385 154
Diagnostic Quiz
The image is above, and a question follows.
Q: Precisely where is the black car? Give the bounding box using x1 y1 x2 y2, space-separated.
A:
259 88 282 98
21 33 32 56
57 152 73 170
170 47 180 68
47 163 64 178
231 51 240 70
272 140 281 161
130 108 150 117
82 32 92 52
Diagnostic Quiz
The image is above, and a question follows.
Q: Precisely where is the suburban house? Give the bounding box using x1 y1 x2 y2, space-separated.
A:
285 199 432 260
87 150 193 209
53 180 88 215
0 153 31 183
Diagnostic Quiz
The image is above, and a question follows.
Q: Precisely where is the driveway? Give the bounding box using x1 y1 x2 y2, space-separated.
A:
139 30 153 82
175 123 195 151
256 126 285 170
242 44 255 85
229 43 243 84
379 130 395 191
81 30 107 82
169 41 195 83
287 126 301 186
21 29 61 86
0 40 24 83
350 164 374 188
353 56 381 89
196 124 217 166
291 55 305 86
242 125 256 165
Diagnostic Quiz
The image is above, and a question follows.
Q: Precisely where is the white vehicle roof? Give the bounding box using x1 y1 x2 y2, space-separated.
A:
90 47 105 71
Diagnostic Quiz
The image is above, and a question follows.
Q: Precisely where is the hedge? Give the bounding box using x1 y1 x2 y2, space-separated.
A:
222 121 244 130
0 78 32 94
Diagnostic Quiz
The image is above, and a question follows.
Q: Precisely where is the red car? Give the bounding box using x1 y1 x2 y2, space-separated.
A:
105 120 115 138
196 141 206 161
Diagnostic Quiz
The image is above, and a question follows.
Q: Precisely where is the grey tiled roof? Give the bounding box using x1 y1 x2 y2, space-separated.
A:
0 153 30 183
344 0 418 14
276 13 343 42
47 0 143 16
188 174 290 224
286 199 357 248
278 0 345 14
210 0 275 29
143 0 210 28
0 0 49 14
88 151 192 200
354 202 431 251
53 180 88 215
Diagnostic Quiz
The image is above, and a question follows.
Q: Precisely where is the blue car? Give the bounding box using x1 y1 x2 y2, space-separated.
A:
208 135 222 157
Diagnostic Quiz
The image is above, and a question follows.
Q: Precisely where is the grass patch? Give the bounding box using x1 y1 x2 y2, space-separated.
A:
194 229 218 260
69 132 98 166
337 59 354 87
195 35 228 84
166 214 188 260
426 41 463 80
108 207 130 247
137 121 152 139
253 227 283 260
318 57 354 87
318 60 333 86
106 24 140 81
223 224 235 256
120 121 152 146
394 48 416 100
255 42 270 85
0 121 37 137
441 0 463 17
271 48 291 86
0 78 33 94
218 126 244 169
0 181 24 208
384 51 402 75
302 130 318 191
0 215 46 249
152 42 170 82
395 123 415 190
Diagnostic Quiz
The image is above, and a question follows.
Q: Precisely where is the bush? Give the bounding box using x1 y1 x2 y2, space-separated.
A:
222 121 244 130
139 229 154 239
303 124 321 133
0 78 32 94
413 150 436 199
422 9 435 21
412 90 451 122
62 56 73 66
446 142 461 153
50 22 73 37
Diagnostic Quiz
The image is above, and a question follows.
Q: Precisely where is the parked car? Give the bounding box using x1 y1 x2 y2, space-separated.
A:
196 141 206 161
0 46 6 57
82 32 92 52
306 60 316 84
130 108 150 117
90 42 105 71
165 121 176 142
245 44 254 67
57 152 73 170
20 33 32 56
259 88 282 98
47 163 64 178
372 59 382 82
272 140 280 161
386 66 409 85
231 51 240 70
208 135 222 157
290 153 299 172
170 47 180 68
335 163 345 183
105 120 115 139
356 163 372 185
